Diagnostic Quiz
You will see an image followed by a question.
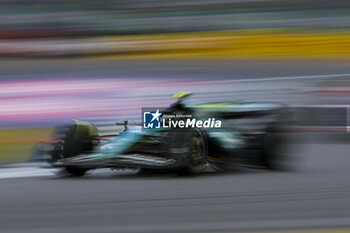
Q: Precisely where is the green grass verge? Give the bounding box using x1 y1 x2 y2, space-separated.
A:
0 127 54 164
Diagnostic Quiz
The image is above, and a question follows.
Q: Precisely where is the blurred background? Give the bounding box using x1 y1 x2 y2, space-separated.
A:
1 0 350 163
1 0 350 58
1 1 350 233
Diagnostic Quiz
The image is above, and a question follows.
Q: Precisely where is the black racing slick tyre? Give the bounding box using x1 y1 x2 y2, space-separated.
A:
168 127 208 175
62 124 94 159
65 166 88 177
60 122 95 176
261 125 289 170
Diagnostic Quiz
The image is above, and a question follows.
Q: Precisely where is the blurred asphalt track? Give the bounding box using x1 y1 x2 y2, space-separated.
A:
1 59 350 233
1 142 350 233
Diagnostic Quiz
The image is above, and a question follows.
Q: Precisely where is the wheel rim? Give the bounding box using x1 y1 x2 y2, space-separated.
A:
190 130 206 164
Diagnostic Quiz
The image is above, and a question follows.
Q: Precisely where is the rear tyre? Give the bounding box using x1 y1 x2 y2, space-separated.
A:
261 125 289 170
168 128 208 175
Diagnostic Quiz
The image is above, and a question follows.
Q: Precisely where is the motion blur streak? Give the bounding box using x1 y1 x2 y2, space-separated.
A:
5 73 342 126
1 0 350 233
0 1 350 58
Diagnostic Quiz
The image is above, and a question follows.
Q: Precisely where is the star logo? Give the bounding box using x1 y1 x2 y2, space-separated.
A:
143 108 163 129
151 109 162 122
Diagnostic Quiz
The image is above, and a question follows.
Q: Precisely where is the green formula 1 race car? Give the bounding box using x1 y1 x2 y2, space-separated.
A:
42 92 291 176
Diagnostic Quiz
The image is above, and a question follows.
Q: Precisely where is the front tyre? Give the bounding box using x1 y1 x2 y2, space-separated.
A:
59 122 95 177
65 166 88 177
